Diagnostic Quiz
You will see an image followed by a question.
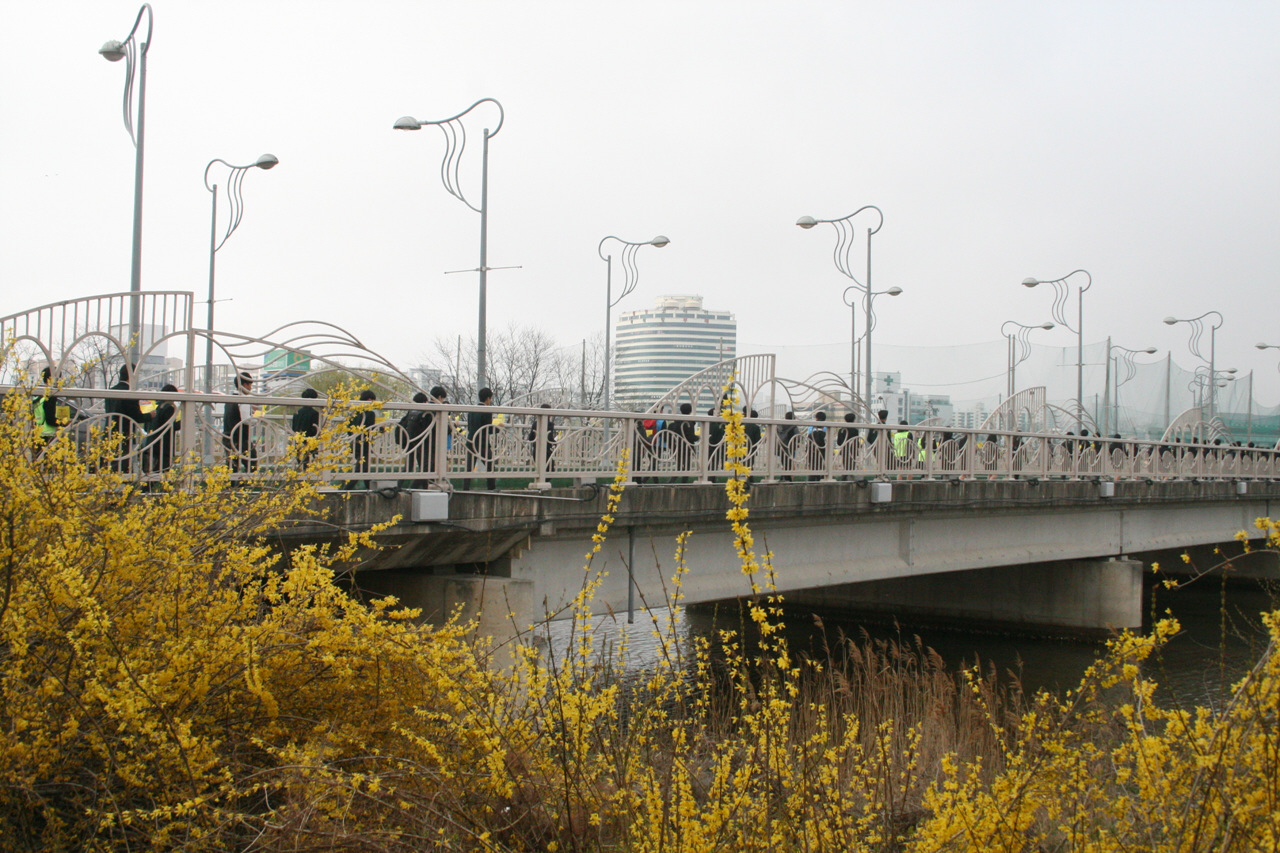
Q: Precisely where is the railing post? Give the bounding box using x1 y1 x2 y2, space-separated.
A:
621 413 638 487
762 422 778 483
822 425 836 482
696 413 711 484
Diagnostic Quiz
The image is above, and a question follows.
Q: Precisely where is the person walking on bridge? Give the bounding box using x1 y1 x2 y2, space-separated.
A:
467 387 496 490
106 364 145 473
291 387 321 469
222 371 258 475
33 367 60 448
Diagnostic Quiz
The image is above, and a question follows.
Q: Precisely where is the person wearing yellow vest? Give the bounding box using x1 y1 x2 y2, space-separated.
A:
33 367 59 445
891 421 913 463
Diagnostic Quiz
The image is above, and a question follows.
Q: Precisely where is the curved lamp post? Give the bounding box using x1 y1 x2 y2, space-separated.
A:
844 284 902 403
1001 320 1055 400
599 235 669 411
797 206 887 406
394 98 505 390
202 154 278 395
1021 269 1091 430
201 154 277 463
1164 311 1224 418
99 3 154 365
1104 342 1157 436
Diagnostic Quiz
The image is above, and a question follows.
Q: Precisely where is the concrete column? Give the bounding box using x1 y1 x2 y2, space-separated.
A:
355 571 535 668
787 557 1143 637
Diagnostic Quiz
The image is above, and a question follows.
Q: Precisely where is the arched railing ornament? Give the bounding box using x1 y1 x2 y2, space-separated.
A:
979 387 1064 434
647 354 777 416
766 371 874 420
1160 407 1233 446
1 291 195 389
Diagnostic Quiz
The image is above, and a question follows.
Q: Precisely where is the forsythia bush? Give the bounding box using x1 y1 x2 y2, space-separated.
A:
0 379 512 849
2 362 1277 851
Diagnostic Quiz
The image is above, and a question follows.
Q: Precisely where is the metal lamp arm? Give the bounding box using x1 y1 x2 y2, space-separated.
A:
600 236 657 307
407 98 504 213
105 4 153 147
204 157 269 253
820 205 882 284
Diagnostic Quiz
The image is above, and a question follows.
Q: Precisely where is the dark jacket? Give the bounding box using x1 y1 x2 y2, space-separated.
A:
105 381 145 435
292 406 321 438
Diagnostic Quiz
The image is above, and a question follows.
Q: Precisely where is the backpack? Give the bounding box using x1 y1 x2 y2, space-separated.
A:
396 411 421 447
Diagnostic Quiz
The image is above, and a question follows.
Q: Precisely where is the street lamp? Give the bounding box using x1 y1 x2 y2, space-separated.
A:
844 285 902 407
1021 269 1091 430
1259 343 1280 373
1001 320 1055 400
599 235 669 411
99 3 154 365
394 98 505 391
797 206 887 407
203 154 278 394
1164 311 1224 419
1104 342 1157 436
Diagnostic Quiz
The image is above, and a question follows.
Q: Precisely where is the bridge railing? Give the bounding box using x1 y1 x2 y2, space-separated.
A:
8 385 1279 487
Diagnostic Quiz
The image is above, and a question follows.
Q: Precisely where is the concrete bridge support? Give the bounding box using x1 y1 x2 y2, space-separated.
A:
354 571 535 664
785 558 1144 637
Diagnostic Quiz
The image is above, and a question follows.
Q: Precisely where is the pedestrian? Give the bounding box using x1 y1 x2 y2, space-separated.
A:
399 392 429 482
144 383 179 475
777 410 798 480
222 371 257 474
348 388 377 489
33 367 60 448
808 411 828 480
291 387 321 469
423 385 448 479
835 412 859 476
891 420 913 473
707 406 726 473
467 387 496 490
105 364 145 473
527 402 557 472
675 402 698 483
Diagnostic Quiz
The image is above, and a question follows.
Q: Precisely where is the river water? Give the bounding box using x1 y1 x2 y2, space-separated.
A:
543 576 1277 708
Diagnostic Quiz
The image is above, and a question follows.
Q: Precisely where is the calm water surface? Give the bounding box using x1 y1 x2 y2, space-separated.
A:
542 577 1277 708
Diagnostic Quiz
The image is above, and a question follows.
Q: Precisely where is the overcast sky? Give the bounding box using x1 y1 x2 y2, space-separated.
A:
3 1 1278 403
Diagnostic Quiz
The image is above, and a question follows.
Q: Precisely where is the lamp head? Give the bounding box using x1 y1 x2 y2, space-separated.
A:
1142 347 1157 354
254 154 279 170
886 287 903 296
1021 277 1040 288
1163 316 1178 325
1041 322 1055 330
649 235 670 248
99 40 126 61
1225 368 1238 374
393 116 423 131
795 216 818 229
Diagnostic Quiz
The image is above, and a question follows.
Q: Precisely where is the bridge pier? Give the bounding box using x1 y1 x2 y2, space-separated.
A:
354 571 536 665
785 557 1144 638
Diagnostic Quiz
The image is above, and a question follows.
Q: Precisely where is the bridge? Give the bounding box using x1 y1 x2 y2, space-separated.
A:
283 476 1279 642
6 291 1280 640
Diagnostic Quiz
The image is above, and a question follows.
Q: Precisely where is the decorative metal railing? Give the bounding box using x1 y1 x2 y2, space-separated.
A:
10 386 1279 487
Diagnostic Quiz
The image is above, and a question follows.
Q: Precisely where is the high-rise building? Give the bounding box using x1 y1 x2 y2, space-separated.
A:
614 295 736 407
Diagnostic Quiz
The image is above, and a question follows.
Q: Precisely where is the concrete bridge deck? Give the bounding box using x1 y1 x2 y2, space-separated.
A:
282 478 1280 638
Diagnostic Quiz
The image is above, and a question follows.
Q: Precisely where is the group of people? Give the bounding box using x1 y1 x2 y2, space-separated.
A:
97 365 180 474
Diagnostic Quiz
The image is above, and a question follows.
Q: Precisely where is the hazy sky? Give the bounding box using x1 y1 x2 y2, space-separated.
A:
3 1 1278 403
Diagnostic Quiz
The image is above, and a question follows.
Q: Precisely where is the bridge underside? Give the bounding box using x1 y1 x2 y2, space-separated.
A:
297 480 1278 639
